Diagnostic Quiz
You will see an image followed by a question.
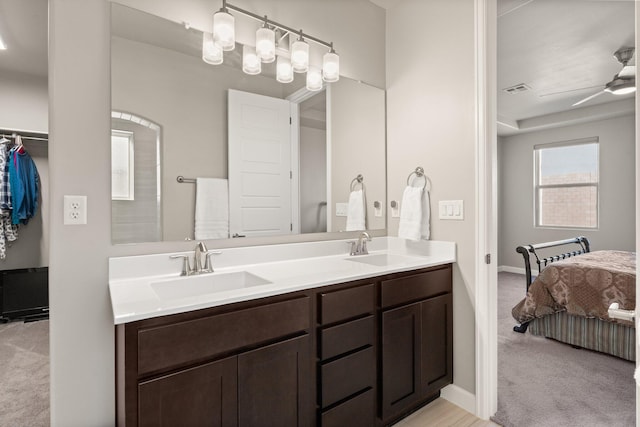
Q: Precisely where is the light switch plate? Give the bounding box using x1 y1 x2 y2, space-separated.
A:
439 200 464 220
335 202 348 217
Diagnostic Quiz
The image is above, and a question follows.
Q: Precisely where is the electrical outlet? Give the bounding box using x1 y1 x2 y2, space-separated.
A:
64 195 87 225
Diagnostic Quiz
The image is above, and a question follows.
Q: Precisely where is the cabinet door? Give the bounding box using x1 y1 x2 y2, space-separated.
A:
238 335 312 427
381 302 421 420
421 293 453 395
138 356 238 427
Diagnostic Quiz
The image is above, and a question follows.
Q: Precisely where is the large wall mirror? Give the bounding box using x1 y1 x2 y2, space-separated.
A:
110 3 386 244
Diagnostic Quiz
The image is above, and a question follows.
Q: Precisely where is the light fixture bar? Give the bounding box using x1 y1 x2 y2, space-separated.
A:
223 0 333 50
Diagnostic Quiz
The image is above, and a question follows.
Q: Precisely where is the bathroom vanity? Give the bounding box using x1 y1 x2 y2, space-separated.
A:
110 238 455 426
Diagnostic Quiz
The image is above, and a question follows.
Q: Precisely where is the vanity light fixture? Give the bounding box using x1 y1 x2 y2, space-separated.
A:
306 67 323 91
212 6 235 51
276 56 294 83
242 44 261 75
205 0 339 87
202 32 223 64
255 18 276 63
291 33 310 73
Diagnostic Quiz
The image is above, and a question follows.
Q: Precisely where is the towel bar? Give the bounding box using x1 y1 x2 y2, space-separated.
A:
177 175 196 183
406 167 429 190
350 174 365 191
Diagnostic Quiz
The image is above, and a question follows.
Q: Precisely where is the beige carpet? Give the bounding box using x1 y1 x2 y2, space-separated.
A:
492 272 635 427
0 319 49 427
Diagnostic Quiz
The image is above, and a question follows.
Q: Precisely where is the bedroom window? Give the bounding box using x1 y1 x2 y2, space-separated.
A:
534 138 599 229
111 129 135 201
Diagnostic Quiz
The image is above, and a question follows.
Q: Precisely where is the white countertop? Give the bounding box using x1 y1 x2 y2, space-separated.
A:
108 237 456 324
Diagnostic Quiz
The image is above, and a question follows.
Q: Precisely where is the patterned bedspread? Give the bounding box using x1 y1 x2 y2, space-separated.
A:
512 250 636 326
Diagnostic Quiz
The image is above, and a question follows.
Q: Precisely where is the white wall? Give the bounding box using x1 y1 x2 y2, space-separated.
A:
0 71 48 133
499 114 636 269
386 0 477 394
48 0 385 425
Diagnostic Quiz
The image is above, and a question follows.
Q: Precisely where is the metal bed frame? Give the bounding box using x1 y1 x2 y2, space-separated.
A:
513 236 590 333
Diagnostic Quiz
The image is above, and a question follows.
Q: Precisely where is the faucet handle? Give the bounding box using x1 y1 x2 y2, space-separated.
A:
204 250 223 272
170 254 191 276
346 240 357 256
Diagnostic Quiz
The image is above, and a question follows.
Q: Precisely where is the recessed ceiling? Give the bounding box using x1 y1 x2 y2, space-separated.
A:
0 0 48 77
498 0 635 135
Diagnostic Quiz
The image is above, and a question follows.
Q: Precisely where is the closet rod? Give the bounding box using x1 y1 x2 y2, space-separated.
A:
0 129 49 143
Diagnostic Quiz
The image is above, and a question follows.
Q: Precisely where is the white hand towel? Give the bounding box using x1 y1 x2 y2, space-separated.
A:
346 189 366 231
398 185 430 241
195 178 229 240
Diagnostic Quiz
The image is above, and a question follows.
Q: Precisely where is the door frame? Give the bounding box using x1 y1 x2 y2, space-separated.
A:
476 0 639 421
475 0 498 419
286 86 328 234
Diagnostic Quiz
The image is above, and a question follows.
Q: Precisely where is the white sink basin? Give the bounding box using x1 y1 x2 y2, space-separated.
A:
152 271 271 300
345 253 423 267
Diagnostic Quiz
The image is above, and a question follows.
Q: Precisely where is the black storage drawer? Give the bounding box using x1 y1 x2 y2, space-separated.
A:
0 267 49 321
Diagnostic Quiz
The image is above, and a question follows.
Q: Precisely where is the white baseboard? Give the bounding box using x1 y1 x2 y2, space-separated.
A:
497 265 526 275
441 384 476 416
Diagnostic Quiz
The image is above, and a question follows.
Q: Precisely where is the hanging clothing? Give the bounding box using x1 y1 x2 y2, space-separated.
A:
0 214 18 260
8 145 39 225
0 141 11 212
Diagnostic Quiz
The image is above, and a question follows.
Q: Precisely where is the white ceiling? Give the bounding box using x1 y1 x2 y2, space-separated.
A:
497 0 635 136
0 0 48 77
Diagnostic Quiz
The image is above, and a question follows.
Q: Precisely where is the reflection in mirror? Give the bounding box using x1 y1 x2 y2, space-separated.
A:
110 3 386 244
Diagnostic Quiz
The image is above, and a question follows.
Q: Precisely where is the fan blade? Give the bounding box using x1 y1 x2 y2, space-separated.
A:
539 85 603 97
619 65 635 78
572 90 605 106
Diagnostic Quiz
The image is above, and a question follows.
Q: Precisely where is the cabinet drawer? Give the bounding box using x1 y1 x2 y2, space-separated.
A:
321 388 375 427
321 346 375 408
381 266 451 309
137 296 310 375
319 283 375 325
320 315 374 360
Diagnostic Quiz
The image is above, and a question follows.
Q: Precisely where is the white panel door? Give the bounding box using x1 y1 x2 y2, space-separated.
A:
228 89 292 238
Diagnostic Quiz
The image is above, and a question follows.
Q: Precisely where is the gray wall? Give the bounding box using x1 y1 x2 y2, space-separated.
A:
498 114 636 269
386 0 477 395
48 0 386 425
299 126 327 234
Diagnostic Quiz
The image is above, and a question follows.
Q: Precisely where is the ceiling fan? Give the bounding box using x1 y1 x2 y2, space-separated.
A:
572 47 636 107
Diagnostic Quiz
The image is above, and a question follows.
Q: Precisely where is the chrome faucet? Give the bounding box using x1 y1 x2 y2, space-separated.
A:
347 232 372 256
170 242 222 276
194 241 208 273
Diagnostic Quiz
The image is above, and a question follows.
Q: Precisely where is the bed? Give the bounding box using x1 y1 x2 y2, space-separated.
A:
511 237 636 361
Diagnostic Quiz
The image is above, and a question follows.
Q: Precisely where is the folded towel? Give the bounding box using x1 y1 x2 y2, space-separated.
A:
195 178 229 240
346 189 366 231
398 185 430 241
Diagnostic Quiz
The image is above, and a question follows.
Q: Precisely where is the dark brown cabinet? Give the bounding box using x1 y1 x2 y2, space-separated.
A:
380 266 453 423
318 283 376 426
138 356 238 427
116 264 453 427
238 335 311 427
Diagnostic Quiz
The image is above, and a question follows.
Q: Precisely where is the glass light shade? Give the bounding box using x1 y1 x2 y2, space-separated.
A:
256 27 276 63
202 32 223 65
291 39 309 73
213 11 235 51
306 67 323 91
242 45 261 75
276 56 294 83
322 51 340 82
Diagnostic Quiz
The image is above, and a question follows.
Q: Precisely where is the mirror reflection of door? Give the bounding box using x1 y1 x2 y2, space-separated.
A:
228 89 293 238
